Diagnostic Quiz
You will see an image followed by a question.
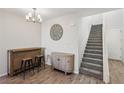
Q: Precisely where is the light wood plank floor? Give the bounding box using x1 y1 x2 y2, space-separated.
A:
109 59 124 84
0 60 123 84
0 65 103 84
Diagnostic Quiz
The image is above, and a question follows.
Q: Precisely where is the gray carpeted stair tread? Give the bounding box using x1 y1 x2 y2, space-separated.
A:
85 49 102 52
80 67 102 74
89 38 102 40
82 62 102 67
79 67 103 80
85 49 102 54
87 42 102 45
84 53 103 59
86 46 102 48
85 52 102 55
81 62 103 71
88 41 102 43
83 57 103 62
82 58 103 65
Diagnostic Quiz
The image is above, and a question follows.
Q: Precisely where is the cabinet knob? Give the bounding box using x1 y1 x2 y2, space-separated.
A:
57 58 60 61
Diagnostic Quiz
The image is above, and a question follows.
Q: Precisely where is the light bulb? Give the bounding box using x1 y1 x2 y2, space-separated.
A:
32 18 35 21
37 14 41 19
25 15 29 20
39 18 42 22
28 12 32 17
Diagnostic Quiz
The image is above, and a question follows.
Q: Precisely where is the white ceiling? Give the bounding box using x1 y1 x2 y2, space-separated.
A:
1 8 120 21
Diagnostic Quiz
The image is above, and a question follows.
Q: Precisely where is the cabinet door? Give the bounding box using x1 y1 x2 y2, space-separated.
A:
52 55 59 69
59 57 66 71
66 57 74 72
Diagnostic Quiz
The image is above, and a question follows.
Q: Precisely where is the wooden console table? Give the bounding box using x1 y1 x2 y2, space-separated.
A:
7 47 45 76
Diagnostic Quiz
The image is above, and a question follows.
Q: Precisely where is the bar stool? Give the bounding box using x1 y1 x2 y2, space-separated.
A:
35 55 45 72
20 58 34 79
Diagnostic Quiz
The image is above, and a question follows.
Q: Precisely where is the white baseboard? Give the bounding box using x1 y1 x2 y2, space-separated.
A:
0 73 7 77
74 71 79 74
45 62 51 66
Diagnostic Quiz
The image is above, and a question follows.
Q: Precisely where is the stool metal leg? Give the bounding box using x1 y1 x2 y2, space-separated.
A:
43 57 45 69
20 61 24 72
23 61 27 80
36 57 40 73
28 61 31 72
37 58 40 72
30 59 35 74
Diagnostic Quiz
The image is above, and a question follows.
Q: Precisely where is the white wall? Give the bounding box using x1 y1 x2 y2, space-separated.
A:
122 9 124 63
41 14 79 73
78 14 103 65
103 10 123 30
102 9 123 83
0 10 41 77
103 9 123 61
91 14 103 25
78 16 92 66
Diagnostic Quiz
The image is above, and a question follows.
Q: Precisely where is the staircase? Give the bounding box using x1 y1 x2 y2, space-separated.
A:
79 24 103 80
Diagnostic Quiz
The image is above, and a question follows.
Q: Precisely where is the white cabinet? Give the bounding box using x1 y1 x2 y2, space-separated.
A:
51 52 74 75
